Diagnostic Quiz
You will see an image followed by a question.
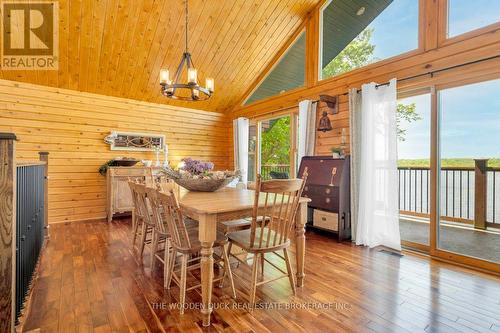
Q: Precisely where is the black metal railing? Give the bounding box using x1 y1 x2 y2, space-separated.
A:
398 166 500 224
488 169 499 223
15 163 46 323
398 167 431 215
261 164 290 180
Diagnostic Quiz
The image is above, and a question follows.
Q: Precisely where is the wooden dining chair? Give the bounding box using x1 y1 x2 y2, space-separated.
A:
226 169 308 309
146 185 198 270
128 181 149 251
130 182 157 259
149 189 236 314
128 175 173 245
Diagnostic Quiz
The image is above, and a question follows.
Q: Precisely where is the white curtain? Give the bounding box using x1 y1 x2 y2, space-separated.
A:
298 100 317 164
356 79 401 251
233 117 249 183
348 88 362 242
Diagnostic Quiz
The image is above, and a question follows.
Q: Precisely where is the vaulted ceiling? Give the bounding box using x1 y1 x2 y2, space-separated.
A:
0 0 321 113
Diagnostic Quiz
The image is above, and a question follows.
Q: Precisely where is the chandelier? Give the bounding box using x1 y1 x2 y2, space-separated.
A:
159 0 214 101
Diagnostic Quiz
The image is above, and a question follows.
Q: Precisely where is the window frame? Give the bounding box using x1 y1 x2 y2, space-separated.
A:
437 0 500 47
247 109 299 185
318 0 425 82
247 122 257 183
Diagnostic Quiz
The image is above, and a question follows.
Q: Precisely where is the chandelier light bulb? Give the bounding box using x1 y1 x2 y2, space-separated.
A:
206 77 214 92
160 69 169 84
188 68 197 84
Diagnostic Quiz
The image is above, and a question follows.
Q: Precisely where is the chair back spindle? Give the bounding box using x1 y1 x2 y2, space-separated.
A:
152 190 192 251
131 183 155 226
249 168 308 250
145 187 169 235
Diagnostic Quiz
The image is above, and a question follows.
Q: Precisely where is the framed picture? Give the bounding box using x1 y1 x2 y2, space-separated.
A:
105 131 165 151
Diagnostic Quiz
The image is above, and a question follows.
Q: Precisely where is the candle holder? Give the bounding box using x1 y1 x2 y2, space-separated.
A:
154 147 161 167
162 144 169 167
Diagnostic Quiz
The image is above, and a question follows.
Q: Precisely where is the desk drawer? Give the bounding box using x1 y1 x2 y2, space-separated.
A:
313 209 338 231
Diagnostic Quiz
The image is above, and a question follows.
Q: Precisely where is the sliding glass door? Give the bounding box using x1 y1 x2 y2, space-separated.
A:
436 79 500 265
397 92 431 250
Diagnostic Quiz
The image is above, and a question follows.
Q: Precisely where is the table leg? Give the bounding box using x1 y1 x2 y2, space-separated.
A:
198 213 217 327
295 202 307 287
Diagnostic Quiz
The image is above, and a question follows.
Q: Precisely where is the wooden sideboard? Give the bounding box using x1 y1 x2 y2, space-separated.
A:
106 166 162 222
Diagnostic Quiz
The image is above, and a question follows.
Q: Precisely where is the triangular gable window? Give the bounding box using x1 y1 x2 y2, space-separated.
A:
244 31 305 105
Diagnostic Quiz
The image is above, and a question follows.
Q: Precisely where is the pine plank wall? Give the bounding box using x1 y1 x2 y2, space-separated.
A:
0 80 232 224
314 96 350 156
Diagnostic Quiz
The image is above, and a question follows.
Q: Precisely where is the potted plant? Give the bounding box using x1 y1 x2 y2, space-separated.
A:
331 147 342 159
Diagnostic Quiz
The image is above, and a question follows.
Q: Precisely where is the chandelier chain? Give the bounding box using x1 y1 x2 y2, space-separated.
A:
185 0 188 53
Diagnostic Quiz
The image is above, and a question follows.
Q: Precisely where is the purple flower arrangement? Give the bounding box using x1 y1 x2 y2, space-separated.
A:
162 157 239 181
179 157 214 175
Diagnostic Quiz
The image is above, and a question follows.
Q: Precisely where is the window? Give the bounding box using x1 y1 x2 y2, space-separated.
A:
397 92 431 248
244 32 305 105
447 0 500 38
320 0 419 80
259 116 292 180
247 124 257 182
437 78 500 264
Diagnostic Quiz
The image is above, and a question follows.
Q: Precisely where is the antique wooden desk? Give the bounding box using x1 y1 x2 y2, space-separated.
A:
177 187 310 327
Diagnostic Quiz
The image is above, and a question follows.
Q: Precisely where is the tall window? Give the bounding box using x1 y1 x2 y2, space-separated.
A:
320 0 419 80
247 124 257 182
447 0 500 38
244 32 305 105
259 116 292 180
397 92 431 248
437 78 500 264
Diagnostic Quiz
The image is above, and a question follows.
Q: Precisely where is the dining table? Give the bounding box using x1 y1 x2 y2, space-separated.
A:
177 186 311 327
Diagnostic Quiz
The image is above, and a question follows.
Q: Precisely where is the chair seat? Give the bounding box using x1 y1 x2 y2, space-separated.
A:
221 218 252 232
221 216 270 233
153 216 198 237
227 227 290 253
158 216 226 253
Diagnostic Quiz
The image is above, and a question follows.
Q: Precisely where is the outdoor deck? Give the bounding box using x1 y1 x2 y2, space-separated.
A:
400 215 500 263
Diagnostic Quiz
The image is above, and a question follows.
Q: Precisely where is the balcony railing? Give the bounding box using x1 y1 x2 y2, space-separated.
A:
0 133 49 330
261 164 290 180
398 160 500 227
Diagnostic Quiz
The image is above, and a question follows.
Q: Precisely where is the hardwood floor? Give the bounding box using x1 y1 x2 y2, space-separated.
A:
22 218 500 333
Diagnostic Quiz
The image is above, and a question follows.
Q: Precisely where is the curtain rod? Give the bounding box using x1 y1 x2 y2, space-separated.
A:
313 54 500 100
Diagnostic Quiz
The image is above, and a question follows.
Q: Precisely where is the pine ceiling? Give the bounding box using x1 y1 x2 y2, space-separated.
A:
0 0 321 113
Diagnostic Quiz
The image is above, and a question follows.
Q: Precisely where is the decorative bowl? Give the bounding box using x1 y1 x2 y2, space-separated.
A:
161 167 239 192
113 158 139 167
172 177 236 192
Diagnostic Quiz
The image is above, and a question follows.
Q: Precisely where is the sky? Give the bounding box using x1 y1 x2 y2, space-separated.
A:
367 0 500 60
447 0 500 37
398 79 500 159
367 0 419 60
363 0 500 160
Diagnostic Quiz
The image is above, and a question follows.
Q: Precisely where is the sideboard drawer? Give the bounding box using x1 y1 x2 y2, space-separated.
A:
110 168 148 177
313 209 338 231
